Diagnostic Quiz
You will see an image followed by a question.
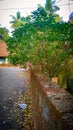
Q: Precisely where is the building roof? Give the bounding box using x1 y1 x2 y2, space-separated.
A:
0 41 9 57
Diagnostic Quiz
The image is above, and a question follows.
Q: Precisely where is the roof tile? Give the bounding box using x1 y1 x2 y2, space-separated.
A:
0 41 9 57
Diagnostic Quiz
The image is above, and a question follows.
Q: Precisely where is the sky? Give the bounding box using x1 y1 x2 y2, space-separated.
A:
56 0 73 21
0 0 73 31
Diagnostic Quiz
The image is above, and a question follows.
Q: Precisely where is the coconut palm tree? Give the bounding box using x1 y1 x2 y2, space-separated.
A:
10 11 26 29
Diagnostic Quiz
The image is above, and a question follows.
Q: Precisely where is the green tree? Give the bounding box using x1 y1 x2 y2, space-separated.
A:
10 11 26 29
7 3 71 78
0 27 9 41
45 0 59 14
69 23 73 54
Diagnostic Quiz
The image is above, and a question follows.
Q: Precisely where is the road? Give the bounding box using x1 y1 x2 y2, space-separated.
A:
0 67 27 130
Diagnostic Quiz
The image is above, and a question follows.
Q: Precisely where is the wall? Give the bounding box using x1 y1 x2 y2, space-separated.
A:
25 67 73 130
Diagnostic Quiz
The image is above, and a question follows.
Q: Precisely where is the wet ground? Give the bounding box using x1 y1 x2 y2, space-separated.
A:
0 67 34 130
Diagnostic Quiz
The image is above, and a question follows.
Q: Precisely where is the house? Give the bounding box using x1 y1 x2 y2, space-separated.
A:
0 41 9 64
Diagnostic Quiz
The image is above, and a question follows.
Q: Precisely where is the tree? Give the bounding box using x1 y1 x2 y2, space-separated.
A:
45 0 59 14
10 11 26 29
0 27 9 41
7 3 71 78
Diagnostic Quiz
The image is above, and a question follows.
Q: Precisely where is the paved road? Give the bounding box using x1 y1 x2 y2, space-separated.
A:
0 67 27 130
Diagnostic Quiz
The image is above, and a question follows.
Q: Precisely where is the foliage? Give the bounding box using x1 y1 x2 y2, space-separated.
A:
0 27 9 41
10 11 27 29
70 23 73 54
7 1 72 78
58 56 73 92
45 0 59 14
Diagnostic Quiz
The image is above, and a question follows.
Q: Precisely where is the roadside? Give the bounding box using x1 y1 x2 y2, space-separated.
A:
0 67 34 130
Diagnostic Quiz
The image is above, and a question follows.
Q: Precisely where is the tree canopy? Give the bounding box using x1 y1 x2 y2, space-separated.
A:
6 0 73 78
0 27 9 41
